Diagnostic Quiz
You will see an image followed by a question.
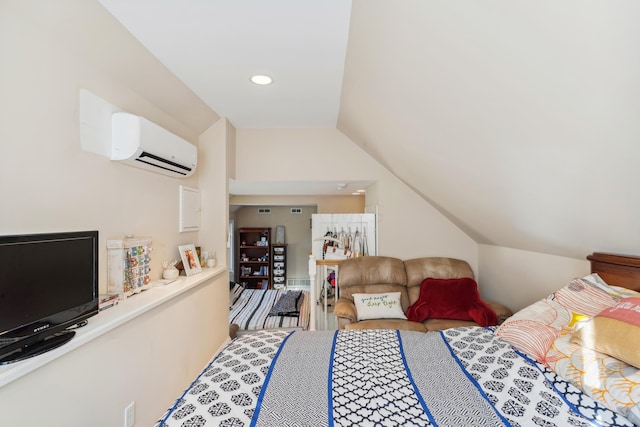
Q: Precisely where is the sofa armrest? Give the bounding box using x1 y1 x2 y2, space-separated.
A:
484 300 513 323
334 298 358 322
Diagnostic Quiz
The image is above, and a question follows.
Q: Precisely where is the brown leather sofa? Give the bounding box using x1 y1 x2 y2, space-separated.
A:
333 256 512 332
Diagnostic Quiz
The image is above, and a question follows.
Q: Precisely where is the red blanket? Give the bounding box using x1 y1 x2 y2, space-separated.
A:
406 277 497 326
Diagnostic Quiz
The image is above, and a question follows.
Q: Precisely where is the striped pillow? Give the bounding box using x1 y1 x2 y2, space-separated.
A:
230 282 245 307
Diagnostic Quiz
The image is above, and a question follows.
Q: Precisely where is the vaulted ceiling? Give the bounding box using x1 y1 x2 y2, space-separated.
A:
99 0 640 259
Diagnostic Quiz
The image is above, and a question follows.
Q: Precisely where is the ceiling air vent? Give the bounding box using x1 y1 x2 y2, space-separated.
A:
257 208 271 214
290 208 302 214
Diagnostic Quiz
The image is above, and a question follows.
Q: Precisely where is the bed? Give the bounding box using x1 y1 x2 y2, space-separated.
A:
229 283 310 334
157 253 640 427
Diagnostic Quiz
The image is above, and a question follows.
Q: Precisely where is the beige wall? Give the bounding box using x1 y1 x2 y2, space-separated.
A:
199 118 233 267
230 194 365 214
234 205 316 280
316 196 365 213
0 1 227 425
235 128 479 271
233 129 595 309
478 245 590 312
229 195 366 279
0 274 229 427
0 5 602 425
340 1 640 262
366 178 477 266
0 0 218 286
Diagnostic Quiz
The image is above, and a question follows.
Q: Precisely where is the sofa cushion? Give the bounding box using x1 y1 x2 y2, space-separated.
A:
353 292 407 321
345 319 427 332
334 298 358 322
406 277 497 326
339 256 410 310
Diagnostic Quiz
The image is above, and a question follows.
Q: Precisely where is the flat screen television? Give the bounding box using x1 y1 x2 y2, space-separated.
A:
0 230 99 365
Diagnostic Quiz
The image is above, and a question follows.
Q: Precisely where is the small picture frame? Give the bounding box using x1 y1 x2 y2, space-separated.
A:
179 244 202 276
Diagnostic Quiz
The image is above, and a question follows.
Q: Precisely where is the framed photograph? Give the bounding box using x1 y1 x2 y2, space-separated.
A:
179 244 202 276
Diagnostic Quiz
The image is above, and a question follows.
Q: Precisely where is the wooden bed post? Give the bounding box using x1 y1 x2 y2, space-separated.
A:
587 252 640 292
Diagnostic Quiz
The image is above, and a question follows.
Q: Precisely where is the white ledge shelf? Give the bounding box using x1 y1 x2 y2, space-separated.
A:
0 267 225 387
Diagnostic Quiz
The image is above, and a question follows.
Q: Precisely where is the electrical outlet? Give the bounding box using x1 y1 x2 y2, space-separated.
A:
124 401 135 427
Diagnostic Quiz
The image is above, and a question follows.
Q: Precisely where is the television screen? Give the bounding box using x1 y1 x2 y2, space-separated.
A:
0 231 99 364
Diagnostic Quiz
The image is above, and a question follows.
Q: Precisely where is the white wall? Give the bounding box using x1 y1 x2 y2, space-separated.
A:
0 1 228 425
235 128 479 271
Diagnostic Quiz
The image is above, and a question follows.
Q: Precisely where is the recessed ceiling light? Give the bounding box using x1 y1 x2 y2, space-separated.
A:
352 192 361 195
357 189 366 193
250 75 273 85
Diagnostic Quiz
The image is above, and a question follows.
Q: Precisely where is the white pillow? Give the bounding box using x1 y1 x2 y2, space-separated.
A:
352 292 407 321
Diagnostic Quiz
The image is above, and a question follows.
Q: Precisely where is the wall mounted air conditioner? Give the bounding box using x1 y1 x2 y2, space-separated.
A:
111 112 197 178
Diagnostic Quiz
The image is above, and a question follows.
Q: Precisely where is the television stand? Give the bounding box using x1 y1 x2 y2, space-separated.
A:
0 330 76 365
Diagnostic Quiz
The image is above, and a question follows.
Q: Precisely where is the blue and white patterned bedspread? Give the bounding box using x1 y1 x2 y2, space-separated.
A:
155 327 634 427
